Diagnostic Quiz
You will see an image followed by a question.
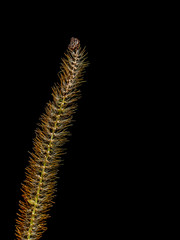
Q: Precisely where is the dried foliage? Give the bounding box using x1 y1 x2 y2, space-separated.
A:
15 37 88 240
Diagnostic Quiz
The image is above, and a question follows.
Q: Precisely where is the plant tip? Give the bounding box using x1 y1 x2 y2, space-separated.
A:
68 37 80 51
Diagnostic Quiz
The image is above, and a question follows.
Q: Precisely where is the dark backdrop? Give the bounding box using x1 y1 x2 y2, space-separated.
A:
1 3 159 239
2 7 116 240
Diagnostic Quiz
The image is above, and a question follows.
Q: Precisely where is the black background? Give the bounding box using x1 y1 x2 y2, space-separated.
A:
2 5 121 239
1 3 164 239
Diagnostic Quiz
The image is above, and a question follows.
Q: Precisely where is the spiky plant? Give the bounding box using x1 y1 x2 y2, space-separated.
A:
15 37 88 240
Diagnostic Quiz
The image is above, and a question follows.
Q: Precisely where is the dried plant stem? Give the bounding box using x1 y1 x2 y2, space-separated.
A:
15 37 88 240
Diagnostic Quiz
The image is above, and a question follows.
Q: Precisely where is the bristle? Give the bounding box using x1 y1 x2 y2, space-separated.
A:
15 38 88 240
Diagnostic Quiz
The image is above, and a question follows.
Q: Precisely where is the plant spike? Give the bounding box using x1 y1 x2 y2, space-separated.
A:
15 37 88 240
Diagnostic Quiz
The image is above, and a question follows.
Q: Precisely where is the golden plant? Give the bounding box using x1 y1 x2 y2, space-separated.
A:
15 37 88 240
